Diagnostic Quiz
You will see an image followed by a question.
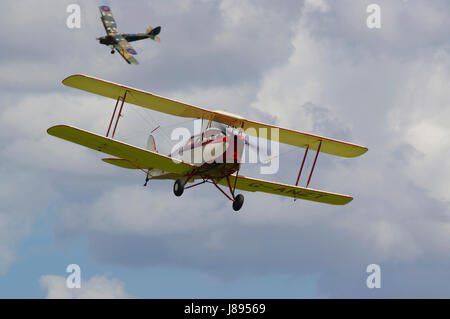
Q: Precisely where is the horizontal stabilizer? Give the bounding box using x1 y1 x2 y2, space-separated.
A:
146 26 161 36
145 26 161 42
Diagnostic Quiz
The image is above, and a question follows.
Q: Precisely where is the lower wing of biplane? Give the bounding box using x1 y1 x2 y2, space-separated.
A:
47 125 353 206
47 125 192 175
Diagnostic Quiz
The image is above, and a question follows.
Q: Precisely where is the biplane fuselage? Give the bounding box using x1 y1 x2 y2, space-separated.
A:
149 129 245 181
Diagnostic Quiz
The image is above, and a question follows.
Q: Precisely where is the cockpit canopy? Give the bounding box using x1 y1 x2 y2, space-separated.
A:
184 128 226 147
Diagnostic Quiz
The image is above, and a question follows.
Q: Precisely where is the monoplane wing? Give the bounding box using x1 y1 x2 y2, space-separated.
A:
218 175 353 205
113 35 139 65
47 125 194 175
99 5 118 36
62 75 368 157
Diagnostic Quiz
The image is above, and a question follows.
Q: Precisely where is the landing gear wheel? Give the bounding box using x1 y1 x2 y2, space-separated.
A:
232 194 244 211
173 179 185 197
110 50 115 54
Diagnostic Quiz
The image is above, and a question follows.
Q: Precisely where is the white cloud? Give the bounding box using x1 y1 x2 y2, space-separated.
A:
0 154 57 274
59 185 230 237
40 274 132 299
389 50 450 202
304 0 329 13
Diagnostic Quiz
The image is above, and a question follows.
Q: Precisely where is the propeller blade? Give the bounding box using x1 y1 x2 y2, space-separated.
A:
211 122 228 135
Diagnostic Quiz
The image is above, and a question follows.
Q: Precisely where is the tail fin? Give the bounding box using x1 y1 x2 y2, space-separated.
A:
146 26 161 42
146 26 161 36
147 134 158 153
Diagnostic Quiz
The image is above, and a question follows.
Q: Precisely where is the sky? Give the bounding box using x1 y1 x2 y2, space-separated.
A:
0 0 450 298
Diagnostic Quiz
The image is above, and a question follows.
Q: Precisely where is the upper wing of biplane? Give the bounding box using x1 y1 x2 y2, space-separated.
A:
99 6 118 36
112 35 139 65
62 74 368 158
47 125 194 175
218 174 352 205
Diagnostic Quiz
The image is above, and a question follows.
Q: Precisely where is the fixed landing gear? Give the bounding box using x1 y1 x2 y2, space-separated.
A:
173 179 185 197
110 50 115 54
232 194 244 211
172 176 244 211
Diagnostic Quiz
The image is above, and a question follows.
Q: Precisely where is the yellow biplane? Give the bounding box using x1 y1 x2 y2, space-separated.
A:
47 74 368 211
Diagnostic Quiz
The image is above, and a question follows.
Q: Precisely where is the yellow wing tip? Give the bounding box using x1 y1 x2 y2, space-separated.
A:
336 196 353 205
360 147 369 156
348 146 368 158
47 124 67 135
62 74 86 86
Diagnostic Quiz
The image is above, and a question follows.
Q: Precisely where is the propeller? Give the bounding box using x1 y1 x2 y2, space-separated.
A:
210 123 261 155
210 123 278 163
211 122 228 136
